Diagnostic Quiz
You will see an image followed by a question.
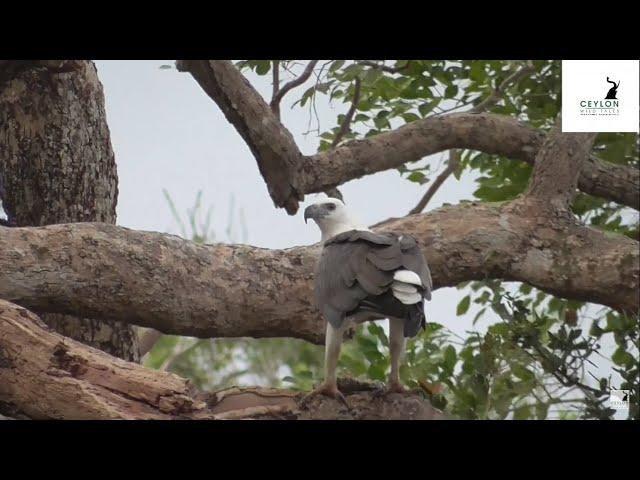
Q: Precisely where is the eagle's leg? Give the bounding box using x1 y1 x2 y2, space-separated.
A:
301 321 350 408
387 317 408 394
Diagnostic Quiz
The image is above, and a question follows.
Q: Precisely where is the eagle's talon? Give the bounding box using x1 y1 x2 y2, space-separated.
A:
301 383 350 410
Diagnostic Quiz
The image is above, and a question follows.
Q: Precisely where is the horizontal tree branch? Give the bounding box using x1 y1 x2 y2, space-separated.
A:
180 61 637 213
1 201 636 345
0 300 442 420
303 113 638 210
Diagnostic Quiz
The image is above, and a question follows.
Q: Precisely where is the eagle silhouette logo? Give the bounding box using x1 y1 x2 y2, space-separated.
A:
605 76 620 100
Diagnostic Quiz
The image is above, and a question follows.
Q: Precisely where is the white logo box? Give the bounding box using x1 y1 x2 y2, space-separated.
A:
562 60 639 133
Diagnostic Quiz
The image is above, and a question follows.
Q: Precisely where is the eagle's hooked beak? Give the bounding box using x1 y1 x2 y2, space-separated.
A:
304 204 322 224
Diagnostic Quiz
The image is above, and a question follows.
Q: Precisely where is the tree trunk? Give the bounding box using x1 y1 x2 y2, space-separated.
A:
0 60 139 361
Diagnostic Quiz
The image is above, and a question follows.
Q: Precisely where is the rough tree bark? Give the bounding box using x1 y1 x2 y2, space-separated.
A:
0 198 637 345
0 299 445 420
0 60 139 361
178 60 638 212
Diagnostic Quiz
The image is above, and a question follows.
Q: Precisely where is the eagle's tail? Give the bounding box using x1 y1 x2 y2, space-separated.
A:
404 302 426 338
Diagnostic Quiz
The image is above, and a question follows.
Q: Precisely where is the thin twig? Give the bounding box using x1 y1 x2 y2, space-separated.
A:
409 150 460 215
271 60 280 118
270 60 319 117
323 77 363 201
331 77 362 148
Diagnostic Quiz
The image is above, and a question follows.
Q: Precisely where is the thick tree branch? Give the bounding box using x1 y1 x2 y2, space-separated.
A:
304 113 638 210
525 126 597 210
0 299 443 420
180 61 637 213
1 202 636 345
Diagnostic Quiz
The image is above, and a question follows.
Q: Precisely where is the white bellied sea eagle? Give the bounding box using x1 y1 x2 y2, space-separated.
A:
303 198 432 404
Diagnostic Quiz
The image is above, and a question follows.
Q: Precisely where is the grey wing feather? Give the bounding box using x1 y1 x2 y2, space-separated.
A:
315 230 432 329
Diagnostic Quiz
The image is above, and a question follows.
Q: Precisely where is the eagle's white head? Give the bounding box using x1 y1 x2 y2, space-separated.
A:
303 198 369 242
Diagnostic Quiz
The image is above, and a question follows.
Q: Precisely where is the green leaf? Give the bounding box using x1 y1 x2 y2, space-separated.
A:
445 84 459 98
407 171 427 184
329 60 345 72
612 347 635 367
535 403 549 420
368 323 389 347
418 99 440 117
254 61 271 75
457 295 471 316
367 362 387 381
443 345 457 373
606 313 624 331
401 112 420 123
472 308 487 326
512 364 535 382
513 405 531 420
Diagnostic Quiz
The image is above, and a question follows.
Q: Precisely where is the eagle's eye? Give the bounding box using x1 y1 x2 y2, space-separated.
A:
326 203 336 211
